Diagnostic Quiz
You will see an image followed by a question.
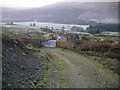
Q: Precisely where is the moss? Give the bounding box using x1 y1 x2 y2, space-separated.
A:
35 68 52 88
26 44 39 51
0 54 3 58
34 52 52 88
86 85 93 88
44 51 69 88
57 48 119 87
85 56 119 87
53 58 69 88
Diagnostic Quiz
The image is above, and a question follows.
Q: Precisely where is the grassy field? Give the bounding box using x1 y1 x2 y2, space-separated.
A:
2 26 119 88
34 49 69 88
98 31 119 37
34 48 119 88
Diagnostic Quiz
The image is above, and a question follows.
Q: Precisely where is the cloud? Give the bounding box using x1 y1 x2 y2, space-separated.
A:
1 0 64 7
63 0 119 2
1 0 119 8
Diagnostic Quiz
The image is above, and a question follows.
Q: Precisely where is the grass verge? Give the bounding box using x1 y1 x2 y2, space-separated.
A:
58 48 119 88
45 51 69 88
34 49 69 88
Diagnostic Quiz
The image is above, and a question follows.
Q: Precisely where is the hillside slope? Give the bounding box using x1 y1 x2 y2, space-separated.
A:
2 2 118 24
2 36 45 88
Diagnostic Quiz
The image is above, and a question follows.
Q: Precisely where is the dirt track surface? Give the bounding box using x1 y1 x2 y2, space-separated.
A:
42 48 118 88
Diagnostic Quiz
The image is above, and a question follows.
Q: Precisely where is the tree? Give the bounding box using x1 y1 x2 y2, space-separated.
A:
10 22 13 25
7 22 9 25
61 26 65 30
30 23 32 26
33 23 36 26
51 27 54 29
71 26 84 32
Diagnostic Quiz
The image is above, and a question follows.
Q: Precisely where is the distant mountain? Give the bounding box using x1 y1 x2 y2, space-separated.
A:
1 2 118 25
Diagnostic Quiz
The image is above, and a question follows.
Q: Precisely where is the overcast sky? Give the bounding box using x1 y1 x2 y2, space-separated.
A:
0 0 119 8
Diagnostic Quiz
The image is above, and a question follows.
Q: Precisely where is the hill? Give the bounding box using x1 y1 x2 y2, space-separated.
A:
2 36 46 88
2 2 118 24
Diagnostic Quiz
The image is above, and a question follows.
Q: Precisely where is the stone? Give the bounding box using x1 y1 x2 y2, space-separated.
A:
20 66 25 70
20 73 24 76
30 82 35 87
78 73 81 75
9 48 13 51
22 53 26 56
33 80 37 86
34 67 39 70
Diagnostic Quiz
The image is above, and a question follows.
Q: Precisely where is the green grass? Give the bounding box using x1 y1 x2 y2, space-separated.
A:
34 50 69 88
45 51 69 88
26 44 39 51
35 64 52 88
98 31 119 37
81 54 119 87
58 48 119 87
53 59 68 88
34 52 52 88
